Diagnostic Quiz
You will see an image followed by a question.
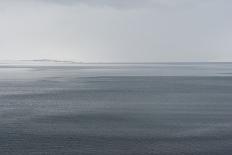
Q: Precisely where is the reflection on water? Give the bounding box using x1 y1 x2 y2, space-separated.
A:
0 63 232 155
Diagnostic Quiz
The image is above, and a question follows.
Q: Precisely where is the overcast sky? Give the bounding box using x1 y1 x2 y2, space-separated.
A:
0 0 232 62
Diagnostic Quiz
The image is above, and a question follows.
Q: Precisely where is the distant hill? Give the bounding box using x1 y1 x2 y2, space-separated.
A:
27 59 81 64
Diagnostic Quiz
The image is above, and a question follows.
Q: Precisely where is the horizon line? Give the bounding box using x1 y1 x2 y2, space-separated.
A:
1 59 232 64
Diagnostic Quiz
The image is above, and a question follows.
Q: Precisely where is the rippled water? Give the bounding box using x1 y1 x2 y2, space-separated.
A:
0 63 232 155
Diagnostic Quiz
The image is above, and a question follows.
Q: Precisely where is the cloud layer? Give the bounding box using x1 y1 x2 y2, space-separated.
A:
0 0 232 62
42 0 210 9
45 0 154 8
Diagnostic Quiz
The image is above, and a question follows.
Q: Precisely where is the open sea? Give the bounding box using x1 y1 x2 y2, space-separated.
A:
0 62 232 155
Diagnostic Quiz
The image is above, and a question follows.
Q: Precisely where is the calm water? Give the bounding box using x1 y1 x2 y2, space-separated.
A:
0 63 232 155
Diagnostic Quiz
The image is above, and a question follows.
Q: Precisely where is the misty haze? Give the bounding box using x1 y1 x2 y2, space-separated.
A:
1 0 232 155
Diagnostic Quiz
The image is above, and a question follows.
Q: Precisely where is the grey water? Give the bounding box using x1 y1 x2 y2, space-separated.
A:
1 63 232 155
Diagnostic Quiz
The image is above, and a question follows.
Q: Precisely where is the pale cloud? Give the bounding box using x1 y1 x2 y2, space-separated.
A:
0 0 232 62
0 0 212 9
40 0 212 10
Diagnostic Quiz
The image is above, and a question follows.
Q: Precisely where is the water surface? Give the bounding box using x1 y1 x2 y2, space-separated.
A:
0 63 232 155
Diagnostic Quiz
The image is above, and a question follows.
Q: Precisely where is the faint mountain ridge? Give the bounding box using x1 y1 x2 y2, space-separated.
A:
25 59 82 64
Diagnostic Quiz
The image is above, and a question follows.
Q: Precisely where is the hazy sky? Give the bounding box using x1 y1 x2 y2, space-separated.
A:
0 0 232 62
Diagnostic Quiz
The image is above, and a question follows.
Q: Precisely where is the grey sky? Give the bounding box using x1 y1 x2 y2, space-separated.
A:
0 0 232 62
